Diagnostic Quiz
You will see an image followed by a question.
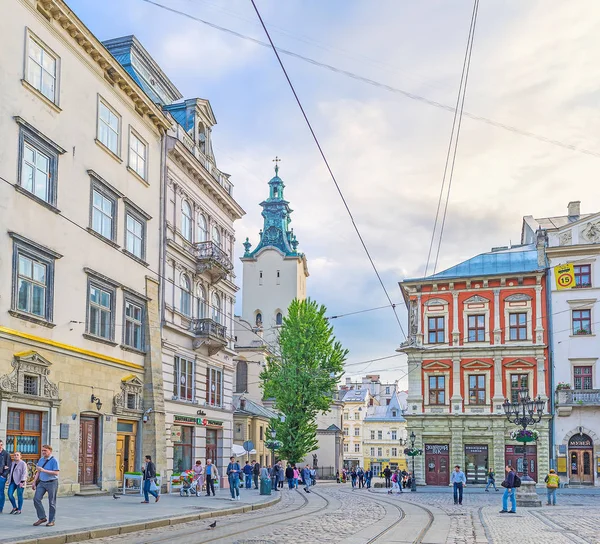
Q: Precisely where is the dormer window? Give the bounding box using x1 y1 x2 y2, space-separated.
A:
392 410 397 417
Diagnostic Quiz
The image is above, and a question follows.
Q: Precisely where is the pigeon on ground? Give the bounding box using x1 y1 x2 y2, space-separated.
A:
113 494 121 499
208 521 217 529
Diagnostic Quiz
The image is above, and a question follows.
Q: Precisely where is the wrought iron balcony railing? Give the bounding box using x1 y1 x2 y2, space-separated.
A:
194 241 233 282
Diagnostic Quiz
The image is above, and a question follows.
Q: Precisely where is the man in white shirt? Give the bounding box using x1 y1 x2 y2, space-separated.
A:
450 465 467 505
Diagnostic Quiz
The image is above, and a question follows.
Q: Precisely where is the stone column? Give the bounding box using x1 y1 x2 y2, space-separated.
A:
452 292 460 345
536 356 547 399
450 418 464 469
493 289 501 344
451 356 463 412
142 276 167 481
492 355 505 414
534 284 544 344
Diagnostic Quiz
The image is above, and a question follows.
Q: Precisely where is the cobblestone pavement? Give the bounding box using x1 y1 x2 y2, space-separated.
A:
85 485 600 544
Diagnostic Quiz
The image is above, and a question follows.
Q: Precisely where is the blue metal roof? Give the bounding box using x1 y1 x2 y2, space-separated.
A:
364 391 406 422
406 246 541 282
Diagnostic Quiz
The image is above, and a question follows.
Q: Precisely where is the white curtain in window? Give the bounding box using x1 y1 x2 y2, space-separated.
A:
182 201 192 241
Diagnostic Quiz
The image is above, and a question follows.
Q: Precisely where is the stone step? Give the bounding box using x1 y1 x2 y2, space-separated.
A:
75 487 110 497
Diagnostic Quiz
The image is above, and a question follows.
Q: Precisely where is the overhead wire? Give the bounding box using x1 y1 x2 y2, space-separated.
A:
248 0 406 339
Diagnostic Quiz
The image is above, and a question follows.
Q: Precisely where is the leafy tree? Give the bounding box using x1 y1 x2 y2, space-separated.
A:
261 298 348 463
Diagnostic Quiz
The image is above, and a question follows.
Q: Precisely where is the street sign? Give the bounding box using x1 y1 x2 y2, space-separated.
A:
554 263 575 290
243 440 254 452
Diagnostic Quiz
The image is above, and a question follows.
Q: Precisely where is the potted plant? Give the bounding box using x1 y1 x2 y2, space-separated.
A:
574 329 590 335
556 382 571 390
510 429 539 443
403 447 423 457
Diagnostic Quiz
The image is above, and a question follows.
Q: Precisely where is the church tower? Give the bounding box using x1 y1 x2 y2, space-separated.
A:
240 160 309 346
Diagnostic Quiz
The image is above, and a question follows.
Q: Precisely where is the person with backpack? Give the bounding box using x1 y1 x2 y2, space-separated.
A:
252 460 261 490
485 468 498 492
500 465 518 513
544 468 560 505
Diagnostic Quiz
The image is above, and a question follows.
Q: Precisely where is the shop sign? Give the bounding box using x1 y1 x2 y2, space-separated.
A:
174 415 197 425
568 436 593 448
425 444 449 454
205 419 223 427
171 425 183 443
465 445 488 454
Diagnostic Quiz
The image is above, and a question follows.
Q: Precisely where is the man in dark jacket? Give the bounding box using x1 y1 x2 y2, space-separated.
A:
500 465 517 514
252 460 260 490
383 466 392 488
285 464 295 489
141 455 159 504
0 440 11 513
243 461 253 490
365 468 373 489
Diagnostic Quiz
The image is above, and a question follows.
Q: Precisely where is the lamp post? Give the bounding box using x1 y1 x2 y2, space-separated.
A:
270 429 277 467
403 431 423 492
502 387 545 482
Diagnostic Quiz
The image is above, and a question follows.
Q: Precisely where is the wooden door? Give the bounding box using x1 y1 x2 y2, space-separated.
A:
79 417 98 485
570 450 593 484
116 435 125 485
424 444 450 486
206 429 217 463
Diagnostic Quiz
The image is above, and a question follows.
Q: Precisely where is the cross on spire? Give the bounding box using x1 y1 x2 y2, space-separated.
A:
273 156 281 176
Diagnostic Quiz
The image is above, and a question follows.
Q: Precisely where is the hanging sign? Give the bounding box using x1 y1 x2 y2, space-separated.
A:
171 425 183 443
554 263 575 290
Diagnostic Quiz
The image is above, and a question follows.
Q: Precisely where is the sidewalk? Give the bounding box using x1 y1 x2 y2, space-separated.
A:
2 487 280 544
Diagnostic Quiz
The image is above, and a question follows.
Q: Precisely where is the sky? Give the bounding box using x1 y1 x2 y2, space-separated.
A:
68 0 600 388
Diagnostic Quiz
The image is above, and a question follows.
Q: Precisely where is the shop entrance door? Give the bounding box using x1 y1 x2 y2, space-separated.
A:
206 429 218 463
464 445 488 484
79 417 98 486
425 444 450 486
116 420 137 485
371 462 382 477
569 434 594 484
505 445 537 482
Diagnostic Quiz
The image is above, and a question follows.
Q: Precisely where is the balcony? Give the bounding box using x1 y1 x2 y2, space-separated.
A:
191 318 227 355
556 389 600 416
194 241 233 283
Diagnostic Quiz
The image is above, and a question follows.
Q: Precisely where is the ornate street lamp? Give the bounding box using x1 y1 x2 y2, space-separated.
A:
404 431 422 492
270 429 277 467
502 387 544 482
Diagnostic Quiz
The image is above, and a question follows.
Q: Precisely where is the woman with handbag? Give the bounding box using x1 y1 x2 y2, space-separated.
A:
142 455 160 504
8 452 27 514
193 460 204 494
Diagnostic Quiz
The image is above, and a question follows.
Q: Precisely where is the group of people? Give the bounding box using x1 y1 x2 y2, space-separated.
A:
0 441 59 528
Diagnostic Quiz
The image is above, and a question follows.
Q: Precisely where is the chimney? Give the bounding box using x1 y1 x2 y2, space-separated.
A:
536 228 547 268
568 201 581 217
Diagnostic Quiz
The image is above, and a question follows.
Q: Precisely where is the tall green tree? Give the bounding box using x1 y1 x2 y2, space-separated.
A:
261 298 348 463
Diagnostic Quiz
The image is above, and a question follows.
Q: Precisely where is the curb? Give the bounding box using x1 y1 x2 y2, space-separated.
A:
8 494 282 544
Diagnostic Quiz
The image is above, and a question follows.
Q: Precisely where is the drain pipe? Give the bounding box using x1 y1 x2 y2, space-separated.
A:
546 265 556 470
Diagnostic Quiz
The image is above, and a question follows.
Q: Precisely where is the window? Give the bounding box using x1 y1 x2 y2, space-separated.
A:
392 410 397 417
343 427 349 436
23 375 39 396
354 412 360 420
355 444 360 453
276 312 283 325
235 360 248 393
276 270 281 285
91 187 116 241
206 367 223 407
428 316 445 343
509 313 527 340
391 430 397 440
429 375 445 405
255 312 262 327
343 443 348 453
181 201 192 241
180 275 191 316
173 356 194 401
370 447 375 456
197 214 207 242
574 265 591 288
212 225 221 247
173 425 193 474
6 409 42 463
377 430 383 440
574 366 593 390
344 412 349 420
377 447 382 457
259 271 263 286
370 430 375 440
467 314 485 342
126 393 137 410
125 210 145 259
468 375 486 405
26 33 58 103
212 293 221 323
510 374 528 404
385 387 390 394
392 447 398 457
573 309 591 335
124 299 144 351
128 130 146 179
259 427 264 441
197 285 206 318
17 119 62 207
97 99 120 155
354 427 360 436
87 282 114 340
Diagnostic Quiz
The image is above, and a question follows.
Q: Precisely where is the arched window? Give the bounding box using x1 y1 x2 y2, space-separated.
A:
197 284 206 319
180 274 191 316
255 312 262 327
212 225 221 248
235 361 248 393
181 201 192 241
212 292 221 323
197 214 207 242
276 312 283 325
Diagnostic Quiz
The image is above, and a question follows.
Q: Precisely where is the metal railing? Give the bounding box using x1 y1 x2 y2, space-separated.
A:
190 318 227 340
194 241 233 272
557 389 600 406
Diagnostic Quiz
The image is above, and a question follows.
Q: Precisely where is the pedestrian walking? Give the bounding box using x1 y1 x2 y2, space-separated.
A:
32 444 60 526
141 455 159 505
278 463 285 488
7 451 27 514
450 465 466 505
243 461 253 490
0 440 11 513
293 466 300 488
193 460 204 494
253 460 261 490
401 469 408 489
383 466 391 488
350 467 357 489
286 464 295 489
302 465 312 493
544 468 560 506
365 468 373 489
205 459 218 496
485 468 498 492
499 465 517 514
357 466 365 488
226 456 241 501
